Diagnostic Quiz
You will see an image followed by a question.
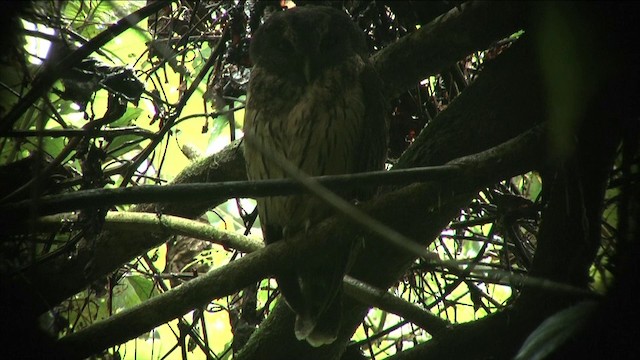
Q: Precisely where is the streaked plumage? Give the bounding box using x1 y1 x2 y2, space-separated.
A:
243 5 387 346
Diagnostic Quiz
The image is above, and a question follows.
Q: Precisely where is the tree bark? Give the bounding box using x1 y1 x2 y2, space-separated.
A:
17 0 534 318
236 34 545 360
15 2 637 359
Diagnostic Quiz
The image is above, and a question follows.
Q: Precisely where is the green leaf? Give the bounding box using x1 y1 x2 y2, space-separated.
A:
111 275 157 311
104 107 145 157
515 301 597 360
126 274 157 302
208 115 230 141
109 106 143 127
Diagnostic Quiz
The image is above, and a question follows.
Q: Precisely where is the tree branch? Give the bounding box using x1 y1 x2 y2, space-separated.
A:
373 1 530 98
343 276 451 336
0 164 460 221
0 0 173 134
56 231 288 359
235 24 548 359
34 211 264 254
236 126 544 359
57 124 544 357
17 1 543 354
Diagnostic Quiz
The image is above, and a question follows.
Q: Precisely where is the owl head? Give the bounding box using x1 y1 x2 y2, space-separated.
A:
249 6 367 84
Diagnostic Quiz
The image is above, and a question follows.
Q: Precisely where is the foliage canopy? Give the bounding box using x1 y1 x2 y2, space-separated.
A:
0 1 638 359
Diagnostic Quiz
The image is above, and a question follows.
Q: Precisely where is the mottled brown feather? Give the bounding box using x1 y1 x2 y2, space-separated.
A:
243 5 387 346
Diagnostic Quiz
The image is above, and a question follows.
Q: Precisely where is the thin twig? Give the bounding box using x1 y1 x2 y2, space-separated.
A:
4 127 156 138
0 165 459 219
0 0 173 133
243 134 442 262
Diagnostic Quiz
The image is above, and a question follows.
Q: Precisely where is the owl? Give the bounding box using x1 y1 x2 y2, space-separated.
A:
243 6 388 346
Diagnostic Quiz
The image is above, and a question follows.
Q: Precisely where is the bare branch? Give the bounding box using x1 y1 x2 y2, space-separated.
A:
56 125 544 357
373 1 529 98
0 0 173 133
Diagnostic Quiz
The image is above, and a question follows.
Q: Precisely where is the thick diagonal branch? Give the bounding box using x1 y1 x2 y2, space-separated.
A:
57 124 544 358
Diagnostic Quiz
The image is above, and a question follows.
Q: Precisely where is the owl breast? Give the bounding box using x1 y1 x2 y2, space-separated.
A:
244 54 367 235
